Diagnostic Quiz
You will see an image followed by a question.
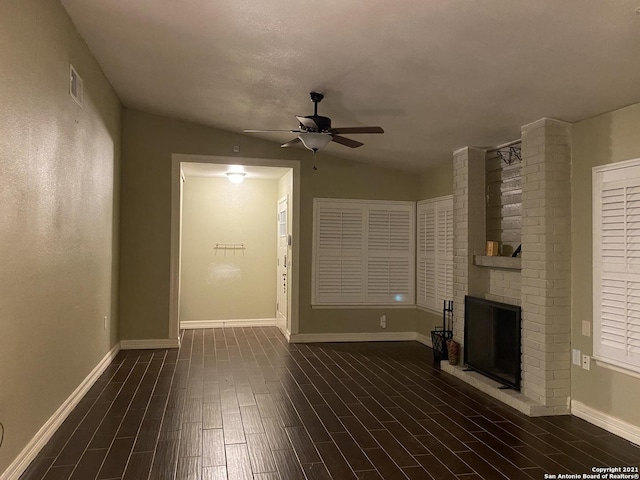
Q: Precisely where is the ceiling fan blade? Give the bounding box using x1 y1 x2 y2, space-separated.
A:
329 126 384 135
331 135 364 148
281 137 302 148
296 116 318 129
244 129 302 133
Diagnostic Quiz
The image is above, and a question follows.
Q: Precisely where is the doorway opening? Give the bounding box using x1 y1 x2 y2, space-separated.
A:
169 155 299 342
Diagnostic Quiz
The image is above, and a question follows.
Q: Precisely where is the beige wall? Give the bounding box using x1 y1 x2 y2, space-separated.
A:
416 163 454 335
572 102 640 426
0 0 121 473
180 176 278 321
416 308 443 337
120 109 421 339
418 161 453 200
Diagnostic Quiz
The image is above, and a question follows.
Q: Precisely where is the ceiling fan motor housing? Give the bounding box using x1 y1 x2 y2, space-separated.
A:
300 115 331 132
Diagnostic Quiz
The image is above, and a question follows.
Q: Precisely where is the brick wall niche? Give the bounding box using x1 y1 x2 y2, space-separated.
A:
444 118 572 417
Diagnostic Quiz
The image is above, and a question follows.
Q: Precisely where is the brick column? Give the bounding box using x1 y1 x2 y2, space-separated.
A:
520 118 572 414
453 147 487 346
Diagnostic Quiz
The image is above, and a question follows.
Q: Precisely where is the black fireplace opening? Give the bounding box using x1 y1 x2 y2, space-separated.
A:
464 295 522 390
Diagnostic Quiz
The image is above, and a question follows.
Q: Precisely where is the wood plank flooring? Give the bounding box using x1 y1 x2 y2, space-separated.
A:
20 327 640 479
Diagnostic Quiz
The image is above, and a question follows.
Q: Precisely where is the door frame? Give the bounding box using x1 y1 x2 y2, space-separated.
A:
276 194 289 331
169 154 300 342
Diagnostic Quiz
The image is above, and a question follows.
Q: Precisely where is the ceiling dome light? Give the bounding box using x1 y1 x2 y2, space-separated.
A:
298 132 332 152
226 172 246 184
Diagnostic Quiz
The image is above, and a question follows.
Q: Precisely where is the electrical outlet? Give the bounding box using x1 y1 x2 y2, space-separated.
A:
380 315 386 329
572 349 581 366
582 320 591 337
582 354 591 371
103 315 108 330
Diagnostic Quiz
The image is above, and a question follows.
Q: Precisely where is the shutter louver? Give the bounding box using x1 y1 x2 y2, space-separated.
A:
318 209 362 251
367 258 411 299
601 186 625 266
368 210 411 252
317 258 362 298
600 278 627 352
626 186 640 267
627 281 640 355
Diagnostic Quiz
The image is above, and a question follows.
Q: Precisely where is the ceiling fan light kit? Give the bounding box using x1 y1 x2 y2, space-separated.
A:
244 92 384 153
298 132 332 152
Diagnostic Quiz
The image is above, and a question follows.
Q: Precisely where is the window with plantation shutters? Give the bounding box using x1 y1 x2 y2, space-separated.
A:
313 199 415 305
593 159 640 374
417 196 453 311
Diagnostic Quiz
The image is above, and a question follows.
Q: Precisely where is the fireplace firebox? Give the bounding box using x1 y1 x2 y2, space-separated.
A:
464 295 522 390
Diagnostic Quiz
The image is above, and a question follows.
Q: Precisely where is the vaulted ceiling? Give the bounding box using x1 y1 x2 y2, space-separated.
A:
62 0 640 172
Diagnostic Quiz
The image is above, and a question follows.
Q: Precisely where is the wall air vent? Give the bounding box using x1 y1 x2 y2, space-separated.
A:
69 64 83 107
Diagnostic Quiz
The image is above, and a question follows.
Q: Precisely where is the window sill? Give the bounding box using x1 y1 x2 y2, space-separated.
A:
593 356 640 380
311 304 416 310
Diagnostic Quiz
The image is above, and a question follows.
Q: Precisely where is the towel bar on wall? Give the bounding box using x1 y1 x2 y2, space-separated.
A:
214 243 246 250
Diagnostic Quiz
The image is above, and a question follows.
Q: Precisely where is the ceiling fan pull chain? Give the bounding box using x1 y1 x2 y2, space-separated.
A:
313 151 318 170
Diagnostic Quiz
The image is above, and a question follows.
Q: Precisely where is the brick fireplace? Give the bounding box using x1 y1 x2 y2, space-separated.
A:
443 118 572 416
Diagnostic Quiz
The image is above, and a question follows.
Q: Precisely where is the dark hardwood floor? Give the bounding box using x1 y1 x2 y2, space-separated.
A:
20 327 640 479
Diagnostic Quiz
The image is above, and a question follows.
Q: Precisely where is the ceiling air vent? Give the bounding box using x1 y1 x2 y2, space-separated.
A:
69 64 83 107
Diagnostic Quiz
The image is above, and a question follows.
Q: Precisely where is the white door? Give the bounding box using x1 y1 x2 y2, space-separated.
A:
276 196 289 330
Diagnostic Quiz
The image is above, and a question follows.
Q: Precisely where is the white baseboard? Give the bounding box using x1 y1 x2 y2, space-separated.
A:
571 400 640 447
1 344 121 480
289 332 417 343
415 332 433 348
281 329 291 342
120 338 180 350
180 318 277 329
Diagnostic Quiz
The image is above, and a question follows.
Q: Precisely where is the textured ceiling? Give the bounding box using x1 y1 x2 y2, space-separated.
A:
62 0 640 172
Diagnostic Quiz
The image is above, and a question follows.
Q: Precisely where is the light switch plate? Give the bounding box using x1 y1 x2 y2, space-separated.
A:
582 354 591 371
572 349 581 366
582 320 591 337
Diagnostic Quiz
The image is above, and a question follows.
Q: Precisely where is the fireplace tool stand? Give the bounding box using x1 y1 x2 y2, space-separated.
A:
431 300 453 363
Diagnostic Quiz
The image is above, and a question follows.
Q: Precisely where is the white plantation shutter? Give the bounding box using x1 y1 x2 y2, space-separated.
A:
314 204 364 303
417 202 437 308
417 196 453 311
367 207 414 303
313 199 415 305
436 201 454 304
593 160 640 373
366 259 411 296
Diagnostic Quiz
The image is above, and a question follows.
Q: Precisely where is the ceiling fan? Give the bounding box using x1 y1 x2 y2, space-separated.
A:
244 92 384 152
